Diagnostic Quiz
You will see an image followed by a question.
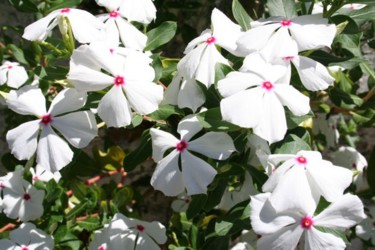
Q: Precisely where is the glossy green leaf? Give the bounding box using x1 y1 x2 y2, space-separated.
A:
196 108 241 132
267 0 297 19
9 0 38 13
145 21 177 51
76 216 101 231
232 0 252 31
186 194 207 220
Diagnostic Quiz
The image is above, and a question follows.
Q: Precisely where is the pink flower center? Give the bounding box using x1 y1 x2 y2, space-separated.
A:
40 114 53 126
176 140 188 152
21 246 29 250
352 163 357 169
109 11 119 18
98 246 106 250
0 182 5 189
23 193 31 201
109 48 114 54
300 215 314 229
7 65 13 69
60 8 70 14
283 56 294 61
262 81 274 91
114 76 125 86
136 224 145 232
296 156 307 164
206 36 216 45
280 19 292 27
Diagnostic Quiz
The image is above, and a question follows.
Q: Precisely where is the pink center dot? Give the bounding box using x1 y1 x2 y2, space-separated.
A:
296 156 307 164
283 56 294 61
352 163 357 169
98 246 106 250
40 114 53 126
206 36 216 45
280 19 292 27
300 215 314 229
114 76 125 86
7 65 13 69
262 81 274 91
109 48 114 54
109 11 119 18
0 182 5 189
21 247 29 250
176 140 188 152
60 8 70 13
136 224 145 232
23 193 31 201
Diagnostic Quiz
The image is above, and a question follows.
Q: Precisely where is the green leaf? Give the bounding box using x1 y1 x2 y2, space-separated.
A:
123 130 152 172
344 5 375 26
285 109 314 129
145 21 177 51
45 0 82 12
196 108 241 132
148 104 184 120
150 53 163 82
367 146 375 194
186 194 207 220
69 179 88 200
232 0 252 31
329 87 363 109
76 216 101 231
274 134 311 154
267 0 297 19
112 186 134 209
7 44 28 65
8 0 38 13
215 63 232 85
45 180 63 203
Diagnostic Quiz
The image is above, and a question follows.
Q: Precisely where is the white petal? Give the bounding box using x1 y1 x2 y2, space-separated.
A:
217 71 263 98
150 150 184 196
178 44 205 81
306 161 353 202
6 121 40 160
124 81 163 115
292 56 334 91
119 0 156 24
314 194 366 230
101 18 120 48
116 18 147 51
177 77 206 112
7 86 46 116
290 14 336 51
236 23 280 56
150 128 179 162
220 88 262 128
253 93 287 144
142 221 167 244
257 224 303 250
305 227 346 250
250 193 299 235
195 44 228 87
262 157 295 192
0 239 17 249
184 30 211 54
7 65 28 88
96 0 123 10
189 132 235 160
48 88 87 116
68 63 114 91
68 9 105 43
177 114 203 141
98 86 132 127
37 126 73 172
22 11 60 41
181 151 217 195
211 8 242 54
268 166 317 214
274 84 310 116
53 111 97 148
19 185 45 221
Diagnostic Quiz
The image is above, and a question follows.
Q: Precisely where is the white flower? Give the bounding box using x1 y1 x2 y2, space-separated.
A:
331 146 369 192
178 8 242 87
171 192 191 212
237 14 336 55
163 73 206 112
218 58 310 143
22 8 105 43
217 171 258 211
6 86 98 172
30 165 62 183
0 169 24 213
89 213 167 250
2 177 45 221
262 150 353 213
312 113 340 148
150 115 236 196
96 9 147 50
242 30 334 91
68 43 163 128
0 61 28 88
250 193 365 250
0 222 54 249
